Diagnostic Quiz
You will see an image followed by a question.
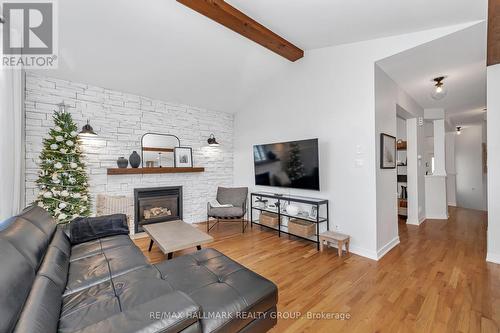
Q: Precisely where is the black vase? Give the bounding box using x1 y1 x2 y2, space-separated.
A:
129 151 141 168
116 157 128 168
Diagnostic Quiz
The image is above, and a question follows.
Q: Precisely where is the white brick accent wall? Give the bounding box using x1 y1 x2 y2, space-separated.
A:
25 73 234 230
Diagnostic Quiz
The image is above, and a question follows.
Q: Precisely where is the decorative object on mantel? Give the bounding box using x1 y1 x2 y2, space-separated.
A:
207 133 220 146
79 119 97 137
146 161 155 168
141 133 180 168
129 151 141 168
174 147 193 168
116 157 128 168
380 133 396 169
35 103 91 223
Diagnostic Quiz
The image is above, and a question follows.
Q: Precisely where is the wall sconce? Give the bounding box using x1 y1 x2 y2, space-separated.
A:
207 133 219 146
79 119 97 137
456 126 461 135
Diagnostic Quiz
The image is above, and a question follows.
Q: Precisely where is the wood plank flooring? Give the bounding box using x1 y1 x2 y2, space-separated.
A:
134 207 500 332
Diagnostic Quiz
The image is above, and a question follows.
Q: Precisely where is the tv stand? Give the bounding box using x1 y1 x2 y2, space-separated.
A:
250 192 329 250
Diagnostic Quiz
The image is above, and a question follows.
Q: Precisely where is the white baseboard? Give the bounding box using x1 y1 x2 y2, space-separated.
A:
486 252 500 264
407 216 426 226
406 218 420 226
448 202 457 207
348 245 378 261
377 236 400 260
425 213 449 220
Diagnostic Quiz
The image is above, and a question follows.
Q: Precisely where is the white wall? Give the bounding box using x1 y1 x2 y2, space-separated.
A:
24 74 234 230
375 65 399 257
374 66 426 255
397 117 407 140
445 132 457 206
487 64 500 264
234 25 465 260
456 124 486 211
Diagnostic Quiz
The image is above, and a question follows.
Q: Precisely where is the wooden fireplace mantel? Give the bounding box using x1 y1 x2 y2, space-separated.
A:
107 167 205 175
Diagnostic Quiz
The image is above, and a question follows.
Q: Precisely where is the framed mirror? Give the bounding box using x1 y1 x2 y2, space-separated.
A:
141 133 180 168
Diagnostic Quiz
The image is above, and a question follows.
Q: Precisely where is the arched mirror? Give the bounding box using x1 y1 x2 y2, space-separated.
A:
141 133 180 168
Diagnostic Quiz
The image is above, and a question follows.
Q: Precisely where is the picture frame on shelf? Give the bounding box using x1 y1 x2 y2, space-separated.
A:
380 133 396 169
309 205 318 219
174 147 193 167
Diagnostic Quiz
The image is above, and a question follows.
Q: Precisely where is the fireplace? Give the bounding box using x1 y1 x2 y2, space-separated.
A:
134 186 182 233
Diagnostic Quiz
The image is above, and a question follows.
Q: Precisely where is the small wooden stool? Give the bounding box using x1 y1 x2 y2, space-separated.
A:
319 231 350 257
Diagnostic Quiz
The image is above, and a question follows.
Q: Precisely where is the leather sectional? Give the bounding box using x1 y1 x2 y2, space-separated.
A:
0 206 278 333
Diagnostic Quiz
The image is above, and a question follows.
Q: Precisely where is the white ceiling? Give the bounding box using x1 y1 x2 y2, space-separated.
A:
34 0 487 113
377 22 487 126
228 0 487 50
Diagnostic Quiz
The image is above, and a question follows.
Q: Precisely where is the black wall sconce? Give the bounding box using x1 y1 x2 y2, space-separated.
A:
207 133 219 146
79 119 97 137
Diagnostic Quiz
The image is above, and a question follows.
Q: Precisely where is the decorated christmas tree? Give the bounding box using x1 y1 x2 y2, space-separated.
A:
286 143 305 181
36 105 91 223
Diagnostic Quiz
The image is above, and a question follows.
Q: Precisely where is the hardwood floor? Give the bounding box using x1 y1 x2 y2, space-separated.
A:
134 207 500 332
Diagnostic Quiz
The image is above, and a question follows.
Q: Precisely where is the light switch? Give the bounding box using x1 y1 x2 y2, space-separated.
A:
355 159 364 167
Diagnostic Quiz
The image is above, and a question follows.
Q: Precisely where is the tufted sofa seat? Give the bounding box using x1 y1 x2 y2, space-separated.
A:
0 206 278 333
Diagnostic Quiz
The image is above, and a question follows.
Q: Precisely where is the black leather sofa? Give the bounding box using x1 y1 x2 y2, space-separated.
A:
0 206 278 333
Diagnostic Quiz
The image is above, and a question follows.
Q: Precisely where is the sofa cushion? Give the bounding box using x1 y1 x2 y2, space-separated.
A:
61 280 116 319
13 276 62 333
51 227 71 257
105 245 148 277
18 205 56 238
65 253 111 295
208 207 244 218
0 240 36 333
70 235 133 262
1 217 51 270
61 291 201 333
66 236 147 295
59 267 199 333
155 249 278 333
38 244 70 291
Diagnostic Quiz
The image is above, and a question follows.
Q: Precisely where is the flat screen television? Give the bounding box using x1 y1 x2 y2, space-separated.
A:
253 138 320 191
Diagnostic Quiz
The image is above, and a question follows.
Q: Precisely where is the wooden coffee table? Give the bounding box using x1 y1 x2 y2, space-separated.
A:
143 220 214 259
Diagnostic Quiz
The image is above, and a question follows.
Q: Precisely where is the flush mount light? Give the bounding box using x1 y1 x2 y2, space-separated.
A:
207 133 219 146
456 126 461 135
79 120 97 137
431 76 448 100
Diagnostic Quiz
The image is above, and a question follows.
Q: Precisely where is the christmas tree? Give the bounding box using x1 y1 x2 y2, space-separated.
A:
36 105 91 223
286 143 305 181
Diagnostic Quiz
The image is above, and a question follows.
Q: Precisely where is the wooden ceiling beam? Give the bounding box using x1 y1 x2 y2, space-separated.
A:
488 0 500 66
177 0 304 62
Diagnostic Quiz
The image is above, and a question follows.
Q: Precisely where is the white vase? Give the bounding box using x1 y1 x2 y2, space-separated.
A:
286 205 300 216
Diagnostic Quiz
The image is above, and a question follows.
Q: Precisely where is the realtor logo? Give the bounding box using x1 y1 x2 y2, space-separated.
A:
1 0 58 68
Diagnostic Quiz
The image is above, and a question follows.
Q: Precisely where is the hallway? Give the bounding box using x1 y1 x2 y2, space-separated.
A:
136 207 499 332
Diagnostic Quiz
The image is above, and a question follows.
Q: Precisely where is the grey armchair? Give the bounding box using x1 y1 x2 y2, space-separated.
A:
207 187 248 233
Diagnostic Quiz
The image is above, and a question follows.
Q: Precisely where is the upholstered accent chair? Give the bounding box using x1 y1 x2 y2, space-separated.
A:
207 187 248 233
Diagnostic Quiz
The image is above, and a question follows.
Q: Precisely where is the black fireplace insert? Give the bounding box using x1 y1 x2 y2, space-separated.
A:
134 186 183 233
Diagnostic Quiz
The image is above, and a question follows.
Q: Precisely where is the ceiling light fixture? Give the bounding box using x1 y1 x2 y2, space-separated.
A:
456 126 461 135
431 76 448 100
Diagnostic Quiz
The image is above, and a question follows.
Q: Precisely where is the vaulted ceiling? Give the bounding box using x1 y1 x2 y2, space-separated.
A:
36 0 487 113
